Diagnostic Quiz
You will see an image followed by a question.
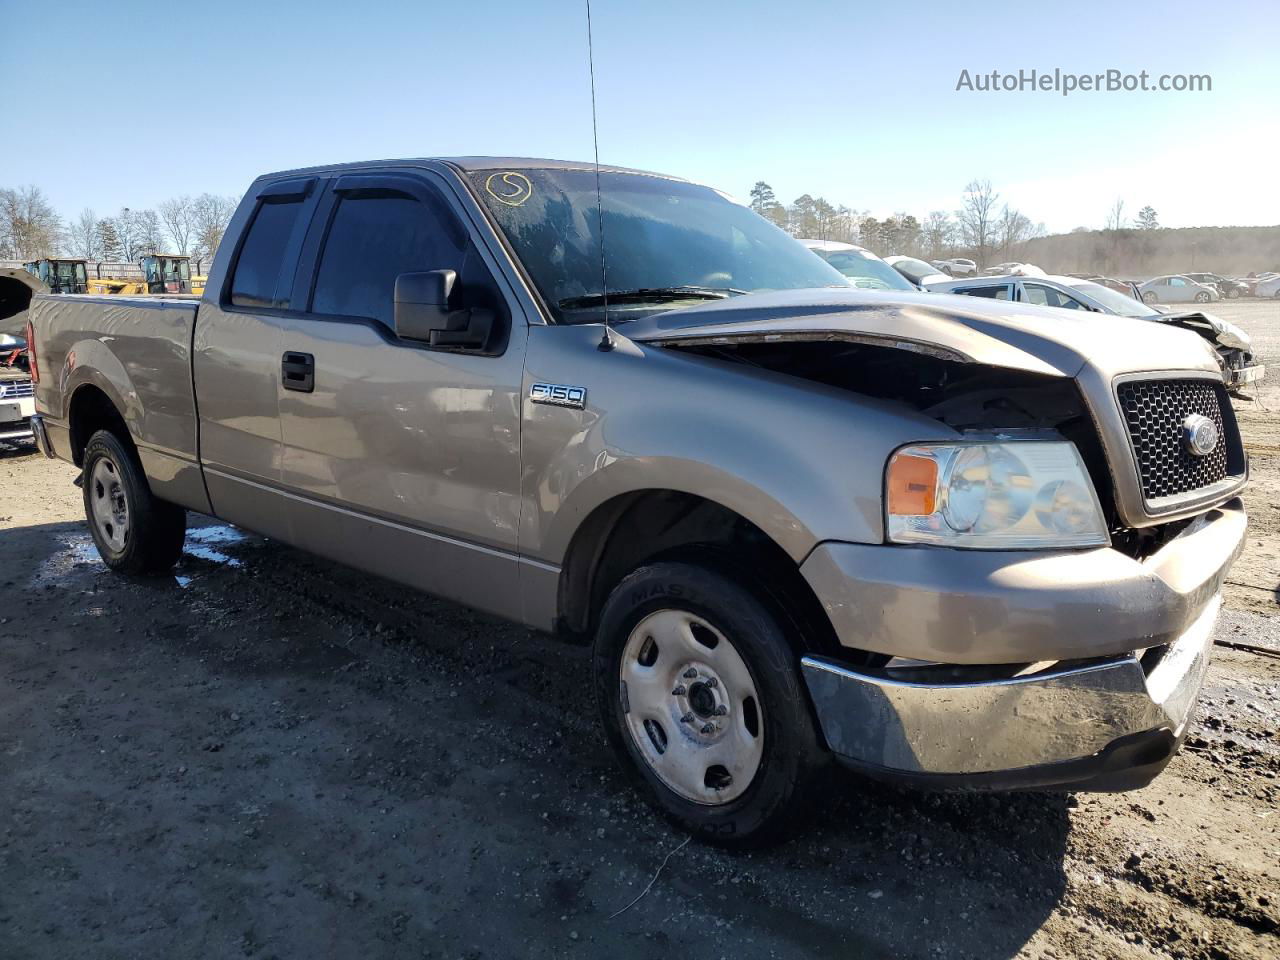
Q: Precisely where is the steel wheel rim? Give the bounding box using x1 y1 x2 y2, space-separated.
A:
89 457 129 552
619 609 764 805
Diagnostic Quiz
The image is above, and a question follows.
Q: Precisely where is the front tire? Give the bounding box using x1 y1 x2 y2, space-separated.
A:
1195 291 1211 303
1142 291 1158 303
82 430 186 575
593 561 824 846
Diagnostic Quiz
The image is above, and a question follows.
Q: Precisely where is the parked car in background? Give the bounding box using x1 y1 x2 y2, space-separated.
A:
1184 273 1247 299
934 257 977 276
928 273 1263 388
883 255 949 288
1068 275 1139 296
1138 275 1221 304
798 240 914 291
1256 274 1280 298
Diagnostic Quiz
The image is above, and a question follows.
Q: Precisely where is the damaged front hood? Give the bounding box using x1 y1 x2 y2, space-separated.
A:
627 288 1221 379
1157 310 1251 352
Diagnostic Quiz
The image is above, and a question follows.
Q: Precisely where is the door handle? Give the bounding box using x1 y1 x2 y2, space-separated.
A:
282 352 315 393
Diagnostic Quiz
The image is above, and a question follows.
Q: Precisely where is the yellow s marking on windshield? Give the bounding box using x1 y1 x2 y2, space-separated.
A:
485 172 533 207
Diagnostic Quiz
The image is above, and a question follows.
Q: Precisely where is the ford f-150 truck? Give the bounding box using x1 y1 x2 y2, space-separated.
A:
27 158 1249 844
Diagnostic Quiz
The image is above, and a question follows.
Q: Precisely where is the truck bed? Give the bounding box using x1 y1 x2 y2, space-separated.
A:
30 293 204 505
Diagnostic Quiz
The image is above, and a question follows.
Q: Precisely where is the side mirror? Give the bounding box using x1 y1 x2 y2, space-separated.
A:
393 270 495 349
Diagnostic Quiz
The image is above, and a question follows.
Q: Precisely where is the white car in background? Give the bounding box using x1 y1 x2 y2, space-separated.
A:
883 255 949 288
1255 274 1280 298
934 257 978 276
927 273 1263 389
1139 274 1221 304
798 240 916 291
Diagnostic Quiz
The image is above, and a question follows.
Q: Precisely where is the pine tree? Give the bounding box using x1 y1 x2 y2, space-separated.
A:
96 219 122 260
1137 205 1159 230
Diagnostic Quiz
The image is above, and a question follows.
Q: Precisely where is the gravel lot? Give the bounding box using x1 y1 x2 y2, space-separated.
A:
1 300 1278 959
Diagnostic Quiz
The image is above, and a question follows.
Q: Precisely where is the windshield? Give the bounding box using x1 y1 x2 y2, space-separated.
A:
1066 280 1159 316
469 168 849 323
813 248 914 291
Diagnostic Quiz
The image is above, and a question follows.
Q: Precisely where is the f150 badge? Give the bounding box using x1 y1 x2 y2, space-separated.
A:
530 382 587 410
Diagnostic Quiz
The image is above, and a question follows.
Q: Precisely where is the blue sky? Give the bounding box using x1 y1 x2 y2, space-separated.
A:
2 0 1277 232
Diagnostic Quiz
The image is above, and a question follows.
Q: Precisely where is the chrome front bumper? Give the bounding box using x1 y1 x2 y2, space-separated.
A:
1228 363 1265 387
801 593 1219 789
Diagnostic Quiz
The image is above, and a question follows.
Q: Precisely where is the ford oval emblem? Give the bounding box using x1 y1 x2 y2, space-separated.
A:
1182 413 1219 457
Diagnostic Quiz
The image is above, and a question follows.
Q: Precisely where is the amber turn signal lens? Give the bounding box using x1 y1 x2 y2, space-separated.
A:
887 452 938 516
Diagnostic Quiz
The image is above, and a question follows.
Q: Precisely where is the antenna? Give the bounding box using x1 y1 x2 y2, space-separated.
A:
585 0 613 351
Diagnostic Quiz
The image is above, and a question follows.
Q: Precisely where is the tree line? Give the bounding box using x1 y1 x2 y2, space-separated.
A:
0 185 238 264
749 178 1166 268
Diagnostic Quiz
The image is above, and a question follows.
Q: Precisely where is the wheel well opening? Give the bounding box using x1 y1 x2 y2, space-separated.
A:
558 490 839 655
69 385 130 467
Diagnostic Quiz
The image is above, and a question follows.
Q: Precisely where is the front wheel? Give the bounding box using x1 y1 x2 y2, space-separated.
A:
1195 291 1211 303
1228 287 1241 299
82 429 186 575
593 561 824 845
1142 291 1158 304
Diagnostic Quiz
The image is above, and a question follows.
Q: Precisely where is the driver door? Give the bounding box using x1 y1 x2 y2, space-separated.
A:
273 172 530 622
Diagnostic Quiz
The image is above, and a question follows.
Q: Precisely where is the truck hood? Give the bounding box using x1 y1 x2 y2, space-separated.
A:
626 288 1222 379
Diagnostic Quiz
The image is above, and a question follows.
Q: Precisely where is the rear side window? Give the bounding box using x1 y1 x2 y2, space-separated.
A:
955 284 1010 300
310 191 466 327
230 199 306 308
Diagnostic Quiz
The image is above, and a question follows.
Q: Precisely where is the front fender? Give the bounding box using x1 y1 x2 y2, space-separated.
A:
521 324 960 566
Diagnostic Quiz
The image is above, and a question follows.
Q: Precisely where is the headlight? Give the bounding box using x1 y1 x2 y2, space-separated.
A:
885 440 1109 548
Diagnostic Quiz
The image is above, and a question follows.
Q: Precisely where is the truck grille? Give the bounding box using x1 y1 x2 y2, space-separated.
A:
1116 377 1243 503
0 379 33 400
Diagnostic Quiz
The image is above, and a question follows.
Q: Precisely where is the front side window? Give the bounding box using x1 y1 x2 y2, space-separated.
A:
309 190 470 328
469 167 848 324
1169 277 1187 287
231 198 307 308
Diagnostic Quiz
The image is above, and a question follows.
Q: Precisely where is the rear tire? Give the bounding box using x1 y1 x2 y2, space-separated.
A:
82 429 186 575
593 561 825 846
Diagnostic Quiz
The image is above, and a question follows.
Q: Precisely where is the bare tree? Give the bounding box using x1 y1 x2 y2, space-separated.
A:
997 205 1033 261
191 194 238 261
923 211 955 258
159 195 195 254
69 208 101 259
1105 198 1126 232
0 185 62 259
113 208 139 261
135 209 164 254
957 179 999 267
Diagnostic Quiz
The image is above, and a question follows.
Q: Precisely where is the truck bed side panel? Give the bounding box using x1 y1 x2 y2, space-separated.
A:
32 294 211 514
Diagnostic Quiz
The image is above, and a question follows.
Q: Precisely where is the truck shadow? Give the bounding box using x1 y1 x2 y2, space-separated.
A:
4 515 1069 959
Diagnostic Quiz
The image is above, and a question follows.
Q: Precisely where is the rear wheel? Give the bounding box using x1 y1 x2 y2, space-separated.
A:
593 561 824 845
1142 291 1158 303
1227 287 1240 299
82 430 186 574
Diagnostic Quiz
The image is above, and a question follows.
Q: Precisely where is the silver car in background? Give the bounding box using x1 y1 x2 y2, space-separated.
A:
928 273 1264 388
1139 274 1221 304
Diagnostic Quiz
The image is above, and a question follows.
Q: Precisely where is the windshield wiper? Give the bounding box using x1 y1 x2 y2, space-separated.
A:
557 286 748 309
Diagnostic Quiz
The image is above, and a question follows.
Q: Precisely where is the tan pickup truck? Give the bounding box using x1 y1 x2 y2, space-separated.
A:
27 158 1248 843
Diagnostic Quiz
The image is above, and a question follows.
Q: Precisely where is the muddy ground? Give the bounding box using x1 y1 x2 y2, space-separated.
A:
1 301 1278 960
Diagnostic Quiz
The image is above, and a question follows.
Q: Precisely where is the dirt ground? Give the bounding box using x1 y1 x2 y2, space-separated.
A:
1 301 1278 960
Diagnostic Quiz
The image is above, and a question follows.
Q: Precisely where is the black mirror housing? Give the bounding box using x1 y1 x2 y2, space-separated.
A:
394 270 456 342
393 269 495 350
